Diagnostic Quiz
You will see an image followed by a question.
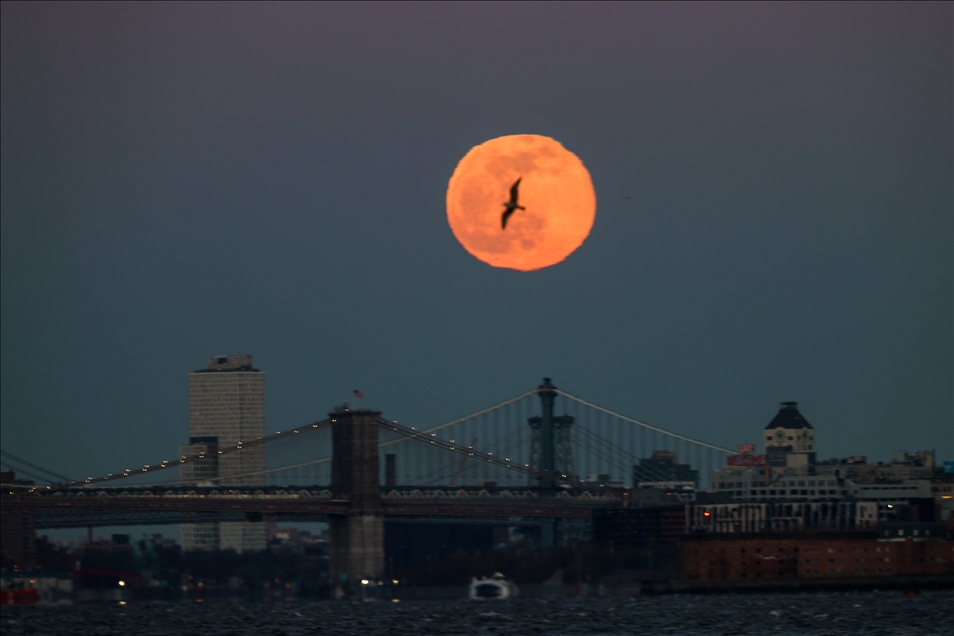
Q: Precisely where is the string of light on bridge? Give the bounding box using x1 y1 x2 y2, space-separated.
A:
42 419 333 491
153 390 545 486
31 385 733 492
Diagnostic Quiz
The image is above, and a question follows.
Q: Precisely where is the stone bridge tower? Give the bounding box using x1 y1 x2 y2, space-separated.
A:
329 406 384 587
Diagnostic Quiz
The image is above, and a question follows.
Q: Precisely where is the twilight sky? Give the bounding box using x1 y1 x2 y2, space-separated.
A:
2 2 951 485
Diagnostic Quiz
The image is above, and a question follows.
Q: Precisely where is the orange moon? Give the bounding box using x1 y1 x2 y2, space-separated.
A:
446 135 596 271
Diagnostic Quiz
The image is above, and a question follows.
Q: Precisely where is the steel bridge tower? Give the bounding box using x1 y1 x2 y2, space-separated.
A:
527 378 575 547
528 378 576 487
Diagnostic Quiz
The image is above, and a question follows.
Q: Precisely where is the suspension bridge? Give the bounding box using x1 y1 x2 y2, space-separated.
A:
2 379 733 585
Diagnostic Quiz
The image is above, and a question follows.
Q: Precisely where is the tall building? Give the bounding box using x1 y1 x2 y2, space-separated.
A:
181 354 266 553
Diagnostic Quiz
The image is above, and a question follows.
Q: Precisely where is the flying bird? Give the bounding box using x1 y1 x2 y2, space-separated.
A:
501 177 525 229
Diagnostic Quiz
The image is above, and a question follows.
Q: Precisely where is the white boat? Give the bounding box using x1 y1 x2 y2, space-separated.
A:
469 572 518 599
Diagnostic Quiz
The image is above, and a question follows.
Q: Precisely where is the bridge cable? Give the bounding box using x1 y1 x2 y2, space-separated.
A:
555 389 733 453
569 431 635 480
377 418 618 494
573 424 684 484
1 450 72 483
48 419 333 490
85 392 538 488
377 388 539 450
0 461 59 486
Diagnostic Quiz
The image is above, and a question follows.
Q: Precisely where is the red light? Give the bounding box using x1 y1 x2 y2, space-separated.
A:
703 511 711 517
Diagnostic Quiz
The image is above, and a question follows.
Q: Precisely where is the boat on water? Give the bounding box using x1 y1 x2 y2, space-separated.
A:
469 573 518 600
1 578 38 606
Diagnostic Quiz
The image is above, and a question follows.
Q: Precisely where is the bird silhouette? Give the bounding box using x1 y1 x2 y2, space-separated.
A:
501 177 525 229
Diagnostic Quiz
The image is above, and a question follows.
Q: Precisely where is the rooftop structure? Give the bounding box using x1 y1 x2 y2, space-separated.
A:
763 402 816 471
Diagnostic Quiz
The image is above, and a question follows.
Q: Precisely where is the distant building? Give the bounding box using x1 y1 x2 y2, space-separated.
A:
763 402 815 471
179 438 218 484
632 450 698 490
0 472 36 569
593 506 686 547
682 530 954 582
703 404 941 531
181 355 266 553
687 500 879 533
709 466 848 500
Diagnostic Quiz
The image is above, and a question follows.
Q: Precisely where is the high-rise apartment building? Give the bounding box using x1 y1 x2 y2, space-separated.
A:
181 354 266 552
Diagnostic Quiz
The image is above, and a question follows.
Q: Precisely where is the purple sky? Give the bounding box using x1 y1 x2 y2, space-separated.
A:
2 2 951 484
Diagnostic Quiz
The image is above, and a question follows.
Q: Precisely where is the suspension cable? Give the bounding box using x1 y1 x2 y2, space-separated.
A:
47 419 332 490
378 388 539 449
555 389 733 452
1 450 72 483
378 418 616 492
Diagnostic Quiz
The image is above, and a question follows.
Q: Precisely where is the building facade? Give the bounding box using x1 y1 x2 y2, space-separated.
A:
181 354 266 553
687 500 880 533
683 528 954 582
632 450 699 490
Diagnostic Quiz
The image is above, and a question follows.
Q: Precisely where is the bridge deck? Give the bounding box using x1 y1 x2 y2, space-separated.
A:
2 487 621 528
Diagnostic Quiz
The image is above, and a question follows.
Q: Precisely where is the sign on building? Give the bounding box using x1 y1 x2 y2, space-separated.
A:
727 454 766 467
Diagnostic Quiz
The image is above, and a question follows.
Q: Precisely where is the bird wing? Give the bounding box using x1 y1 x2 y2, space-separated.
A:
501 208 513 229
509 177 522 203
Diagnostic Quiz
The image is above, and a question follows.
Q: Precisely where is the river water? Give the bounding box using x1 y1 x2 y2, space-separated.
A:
2 590 951 635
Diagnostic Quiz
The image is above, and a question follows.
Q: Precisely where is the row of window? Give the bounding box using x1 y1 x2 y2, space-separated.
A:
729 489 845 497
805 557 892 565
801 546 894 554
855 485 918 491
803 568 891 575
719 479 836 488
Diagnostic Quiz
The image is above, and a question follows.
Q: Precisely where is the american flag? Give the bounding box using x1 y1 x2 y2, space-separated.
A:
353 389 364 398
738 443 756 454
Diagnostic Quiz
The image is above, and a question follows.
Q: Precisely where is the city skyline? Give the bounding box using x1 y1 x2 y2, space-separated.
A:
1 3 951 485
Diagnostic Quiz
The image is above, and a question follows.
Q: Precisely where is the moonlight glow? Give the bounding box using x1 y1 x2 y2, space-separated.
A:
446 135 596 271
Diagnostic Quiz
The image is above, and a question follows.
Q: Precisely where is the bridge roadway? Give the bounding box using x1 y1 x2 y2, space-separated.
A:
1 486 623 529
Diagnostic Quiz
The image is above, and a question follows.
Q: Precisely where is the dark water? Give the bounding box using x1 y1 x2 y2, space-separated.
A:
2 590 951 635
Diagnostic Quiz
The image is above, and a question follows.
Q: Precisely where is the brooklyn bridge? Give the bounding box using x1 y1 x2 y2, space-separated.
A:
1 379 732 586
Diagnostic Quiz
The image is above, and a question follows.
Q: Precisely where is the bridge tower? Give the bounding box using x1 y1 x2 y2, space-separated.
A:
528 378 576 547
329 405 384 589
528 378 576 487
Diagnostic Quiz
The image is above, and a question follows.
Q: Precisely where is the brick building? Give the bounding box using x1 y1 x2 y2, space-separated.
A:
683 527 954 582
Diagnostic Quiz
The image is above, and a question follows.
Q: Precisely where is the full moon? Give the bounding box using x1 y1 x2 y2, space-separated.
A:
446 135 596 271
